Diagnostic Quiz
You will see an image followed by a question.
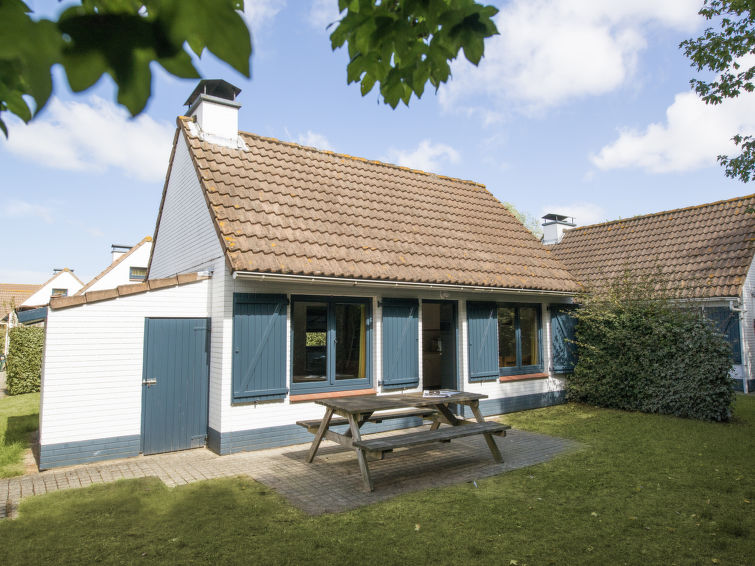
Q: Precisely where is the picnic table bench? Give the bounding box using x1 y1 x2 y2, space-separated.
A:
298 391 510 491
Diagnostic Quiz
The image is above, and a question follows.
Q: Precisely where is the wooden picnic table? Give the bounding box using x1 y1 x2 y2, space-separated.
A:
297 391 510 491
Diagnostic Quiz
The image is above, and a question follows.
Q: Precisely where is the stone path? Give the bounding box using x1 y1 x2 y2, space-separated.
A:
1 427 577 519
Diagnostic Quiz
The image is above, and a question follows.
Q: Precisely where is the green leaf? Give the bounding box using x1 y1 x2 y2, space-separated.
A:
330 0 498 108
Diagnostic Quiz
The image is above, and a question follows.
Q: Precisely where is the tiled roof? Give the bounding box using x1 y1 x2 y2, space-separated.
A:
0 284 40 320
178 118 579 293
551 195 755 298
76 236 152 295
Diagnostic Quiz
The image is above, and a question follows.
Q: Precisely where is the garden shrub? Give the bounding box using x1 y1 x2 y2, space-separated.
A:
568 273 734 421
6 326 45 395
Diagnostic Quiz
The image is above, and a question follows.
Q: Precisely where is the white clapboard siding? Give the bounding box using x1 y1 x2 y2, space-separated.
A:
149 135 223 278
40 280 211 445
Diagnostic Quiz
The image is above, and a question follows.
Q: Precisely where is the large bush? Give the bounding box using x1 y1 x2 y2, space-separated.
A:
568 274 734 421
6 326 45 395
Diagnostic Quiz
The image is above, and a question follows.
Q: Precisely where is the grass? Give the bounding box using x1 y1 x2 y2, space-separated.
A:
1 396 753 565
0 392 38 477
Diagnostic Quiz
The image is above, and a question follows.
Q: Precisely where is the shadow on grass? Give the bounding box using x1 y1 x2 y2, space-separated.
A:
3 476 301 564
4 414 38 446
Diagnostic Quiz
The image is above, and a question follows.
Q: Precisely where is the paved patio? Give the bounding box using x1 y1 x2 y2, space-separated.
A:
1 426 578 519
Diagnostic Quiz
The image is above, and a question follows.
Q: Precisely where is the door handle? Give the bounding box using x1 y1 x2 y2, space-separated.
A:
142 378 157 387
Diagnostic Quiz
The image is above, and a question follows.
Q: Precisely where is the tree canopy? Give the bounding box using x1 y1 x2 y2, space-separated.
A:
681 0 755 182
0 0 498 137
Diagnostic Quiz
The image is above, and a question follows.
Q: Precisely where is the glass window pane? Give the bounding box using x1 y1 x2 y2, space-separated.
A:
335 303 367 380
520 306 540 366
292 302 328 383
497 307 516 367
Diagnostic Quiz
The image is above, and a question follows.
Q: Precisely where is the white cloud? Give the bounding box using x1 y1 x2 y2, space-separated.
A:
440 0 701 114
384 139 461 172
309 0 341 30
540 202 607 227
296 130 334 151
591 90 755 173
1 96 174 182
3 200 54 224
243 0 286 29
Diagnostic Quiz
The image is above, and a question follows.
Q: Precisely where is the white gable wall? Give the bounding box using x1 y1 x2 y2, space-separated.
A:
22 271 82 306
84 242 153 293
150 134 223 279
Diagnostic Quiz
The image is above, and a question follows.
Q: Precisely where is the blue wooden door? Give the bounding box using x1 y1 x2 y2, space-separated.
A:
141 318 210 455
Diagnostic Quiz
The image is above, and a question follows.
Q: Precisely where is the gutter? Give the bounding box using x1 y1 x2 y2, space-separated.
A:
232 270 575 296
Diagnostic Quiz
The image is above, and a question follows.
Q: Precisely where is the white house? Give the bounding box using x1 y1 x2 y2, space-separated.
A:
22 268 83 307
75 237 153 295
551 195 755 393
12 268 83 326
38 80 580 469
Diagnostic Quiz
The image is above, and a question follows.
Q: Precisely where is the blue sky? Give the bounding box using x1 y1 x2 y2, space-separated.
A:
1 0 754 284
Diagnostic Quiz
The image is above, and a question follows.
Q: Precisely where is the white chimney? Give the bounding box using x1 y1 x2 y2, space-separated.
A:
111 244 131 263
185 79 243 149
542 213 576 245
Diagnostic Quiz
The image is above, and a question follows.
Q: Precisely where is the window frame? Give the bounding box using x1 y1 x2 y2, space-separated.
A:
497 302 544 377
51 288 67 297
129 266 148 281
289 295 373 394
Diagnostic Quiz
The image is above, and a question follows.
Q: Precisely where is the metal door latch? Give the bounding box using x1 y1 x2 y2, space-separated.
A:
142 378 157 387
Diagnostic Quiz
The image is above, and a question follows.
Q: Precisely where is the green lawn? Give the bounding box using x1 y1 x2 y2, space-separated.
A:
0 392 38 477
1 396 753 565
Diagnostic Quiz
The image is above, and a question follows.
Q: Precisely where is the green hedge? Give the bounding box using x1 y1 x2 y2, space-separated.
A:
567 276 734 422
6 326 45 395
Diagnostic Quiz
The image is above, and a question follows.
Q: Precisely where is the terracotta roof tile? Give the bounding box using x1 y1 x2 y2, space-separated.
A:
551 195 755 298
50 272 210 310
0 284 40 320
179 119 578 292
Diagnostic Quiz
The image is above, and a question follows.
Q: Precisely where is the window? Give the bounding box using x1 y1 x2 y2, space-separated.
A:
129 267 148 281
51 288 67 297
498 304 543 376
291 296 371 393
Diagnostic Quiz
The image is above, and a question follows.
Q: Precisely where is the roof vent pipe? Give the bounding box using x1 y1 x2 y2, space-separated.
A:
541 213 576 245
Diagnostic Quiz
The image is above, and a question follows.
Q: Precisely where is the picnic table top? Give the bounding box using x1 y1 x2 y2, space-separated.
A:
315 391 487 414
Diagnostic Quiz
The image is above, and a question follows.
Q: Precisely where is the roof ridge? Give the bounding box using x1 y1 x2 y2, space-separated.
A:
177 116 485 189
76 236 152 295
570 193 755 232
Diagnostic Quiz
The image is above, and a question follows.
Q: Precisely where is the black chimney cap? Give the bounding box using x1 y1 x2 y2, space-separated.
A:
184 79 241 106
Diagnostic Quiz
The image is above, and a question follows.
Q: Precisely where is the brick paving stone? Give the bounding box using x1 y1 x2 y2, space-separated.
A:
1 428 577 520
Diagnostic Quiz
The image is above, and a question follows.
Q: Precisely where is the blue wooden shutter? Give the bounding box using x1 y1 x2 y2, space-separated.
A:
550 305 578 373
232 293 288 401
381 298 419 389
467 301 499 382
705 306 742 364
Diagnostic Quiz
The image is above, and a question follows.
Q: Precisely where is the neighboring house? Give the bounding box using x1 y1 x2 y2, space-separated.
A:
75 238 153 295
1 283 41 355
550 195 755 393
38 80 580 469
15 268 83 325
